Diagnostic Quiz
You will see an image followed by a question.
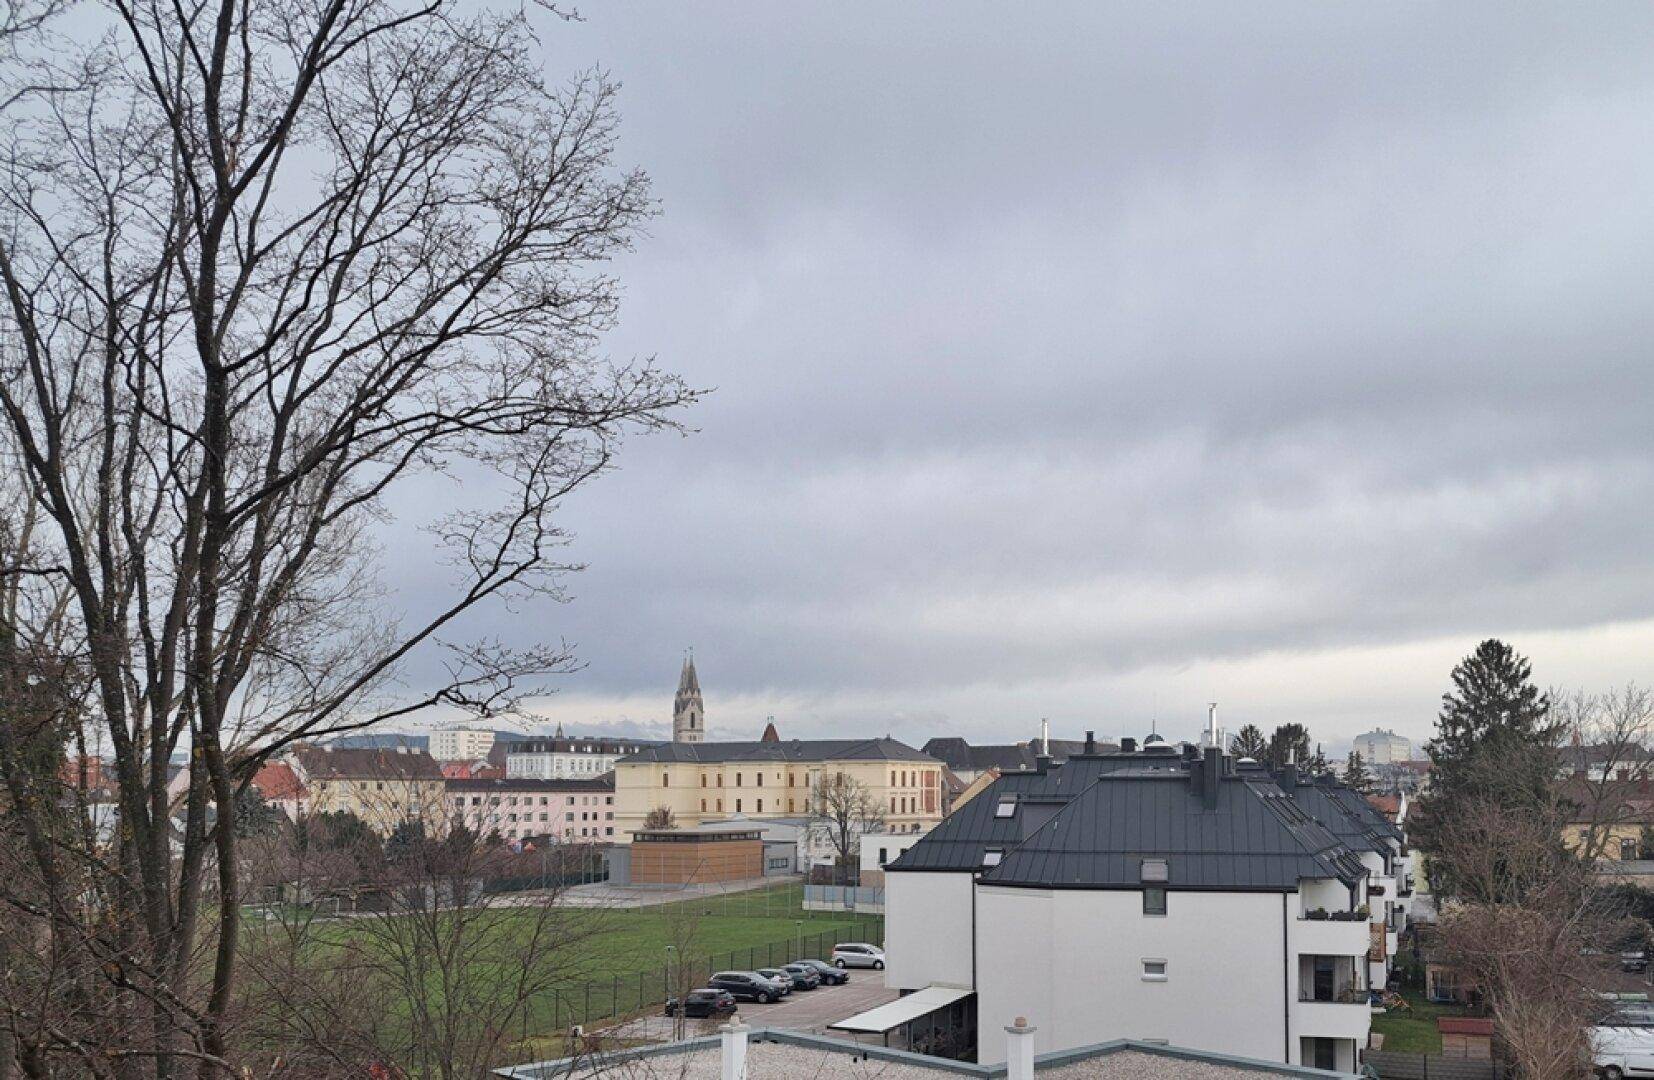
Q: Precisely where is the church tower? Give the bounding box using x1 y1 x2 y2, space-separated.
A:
672 654 704 743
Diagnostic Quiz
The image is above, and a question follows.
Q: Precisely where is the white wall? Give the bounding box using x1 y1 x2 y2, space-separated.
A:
883 871 975 992
974 887 1292 1066
859 831 927 878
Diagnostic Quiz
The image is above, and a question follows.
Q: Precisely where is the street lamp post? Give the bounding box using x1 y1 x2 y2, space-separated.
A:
795 919 803 961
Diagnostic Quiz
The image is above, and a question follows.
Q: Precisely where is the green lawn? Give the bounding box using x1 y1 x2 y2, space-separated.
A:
1369 989 1468 1052
530 881 883 1027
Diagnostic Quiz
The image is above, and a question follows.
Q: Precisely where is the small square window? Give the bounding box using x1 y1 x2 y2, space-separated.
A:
994 799 1016 819
982 849 1003 868
1141 959 1167 982
1143 886 1167 916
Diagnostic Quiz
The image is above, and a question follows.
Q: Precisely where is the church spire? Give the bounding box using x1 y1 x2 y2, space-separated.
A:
673 651 704 743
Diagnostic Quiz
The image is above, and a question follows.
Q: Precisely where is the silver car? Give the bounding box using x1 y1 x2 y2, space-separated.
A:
831 943 885 970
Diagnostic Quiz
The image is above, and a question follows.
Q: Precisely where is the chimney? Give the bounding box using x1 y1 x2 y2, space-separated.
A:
1083 730 1096 755
720 1021 749 1080
1282 748 1298 789
1207 702 1218 748
1121 737 1137 754
1040 718 1050 757
1005 1016 1037 1080
1202 745 1222 809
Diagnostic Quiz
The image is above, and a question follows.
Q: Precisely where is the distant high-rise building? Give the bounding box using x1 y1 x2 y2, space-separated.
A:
1353 728 1412 765
429 726 495 762
672 655 704 743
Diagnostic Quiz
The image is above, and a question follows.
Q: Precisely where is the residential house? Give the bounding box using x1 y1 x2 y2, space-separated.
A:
883 730 1394 1073
611 727 945 840
445 775 615 844
287 745 446 835
920 735 1115 784
860 828 929 887
249 762 309 821
1351 729 1412 766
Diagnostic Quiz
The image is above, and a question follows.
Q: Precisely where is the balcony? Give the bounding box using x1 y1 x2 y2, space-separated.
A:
1293 1000 1373 1043
1293 916 1372 957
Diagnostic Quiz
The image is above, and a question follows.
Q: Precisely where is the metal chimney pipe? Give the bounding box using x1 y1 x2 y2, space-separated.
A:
1207 703 1218 747
1040 718 1049 757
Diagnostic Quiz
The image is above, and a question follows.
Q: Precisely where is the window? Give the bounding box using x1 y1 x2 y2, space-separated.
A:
701 799 707 812
756 773 763 787
717 775 723 787
1143 887 1167 916
1141 959 1167 982
735 773 742 787
735 799 742 812
982 849 1003 868
756 799 764 812
1623 837 1641 860
663 774 669 787
717 799 723 812
878 847 889 866
994 798 1016 818
1140 858 1169 883
701 774 707 787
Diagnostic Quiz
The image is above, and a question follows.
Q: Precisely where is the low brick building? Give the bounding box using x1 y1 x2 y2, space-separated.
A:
629 825 763 884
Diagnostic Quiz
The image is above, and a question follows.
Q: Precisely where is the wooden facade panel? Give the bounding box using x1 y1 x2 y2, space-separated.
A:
631 838 762 884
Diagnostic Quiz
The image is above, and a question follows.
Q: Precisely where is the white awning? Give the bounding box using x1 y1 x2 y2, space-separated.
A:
828 985 974 1035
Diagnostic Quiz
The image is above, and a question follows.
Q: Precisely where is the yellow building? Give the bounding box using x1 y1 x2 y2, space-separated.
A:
612 731 945 840
288 745 447 836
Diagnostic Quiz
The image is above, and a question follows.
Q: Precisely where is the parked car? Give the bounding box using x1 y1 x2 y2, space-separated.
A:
756 968 795 994
832 943 885 970
663 989 737 1019
796 958 850 985
781 963 823 990
1623 951 1649 974
1594 1024 1654 1078
708 971 787 1004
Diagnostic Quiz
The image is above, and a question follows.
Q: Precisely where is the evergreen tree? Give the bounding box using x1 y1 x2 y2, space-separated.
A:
1342 751 1374 794
1230 724 1268 761
1413 639 1564 897
1267 723 1312 770
233 787 286 838
1425 638 1558 801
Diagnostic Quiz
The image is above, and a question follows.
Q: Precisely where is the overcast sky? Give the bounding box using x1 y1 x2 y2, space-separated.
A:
388 3 1654 753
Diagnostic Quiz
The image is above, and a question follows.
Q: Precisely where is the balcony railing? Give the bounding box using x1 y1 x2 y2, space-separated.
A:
1298 988 1369 1005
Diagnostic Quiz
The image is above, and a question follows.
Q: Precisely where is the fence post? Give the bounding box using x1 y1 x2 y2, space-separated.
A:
584 983 591 1024
613 974 620 1019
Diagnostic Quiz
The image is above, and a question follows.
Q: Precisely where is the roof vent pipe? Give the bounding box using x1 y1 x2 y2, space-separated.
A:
1207 702 1218 748
1005 1017 1037 1080
1040 718 1049 758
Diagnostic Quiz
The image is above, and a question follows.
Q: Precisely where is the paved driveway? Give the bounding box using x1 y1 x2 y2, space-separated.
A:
619 974 900 1041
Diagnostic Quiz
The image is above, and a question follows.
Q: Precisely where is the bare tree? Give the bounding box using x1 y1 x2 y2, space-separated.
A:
810 772 885 880
642 806 675 830
1425 743 1631 1080
0 0 693 1072
1554 685 1654 863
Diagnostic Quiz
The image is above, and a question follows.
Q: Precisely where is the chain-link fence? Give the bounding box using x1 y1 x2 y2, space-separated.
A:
545 919 885 1029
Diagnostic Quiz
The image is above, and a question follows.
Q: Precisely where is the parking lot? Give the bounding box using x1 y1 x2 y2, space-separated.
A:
620 972 900 1042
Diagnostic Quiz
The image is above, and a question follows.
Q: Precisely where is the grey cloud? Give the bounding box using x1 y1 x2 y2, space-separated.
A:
380 2 1654 748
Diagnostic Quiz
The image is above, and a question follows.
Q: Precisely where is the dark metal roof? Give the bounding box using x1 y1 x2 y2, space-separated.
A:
888 749 1371 891
628 737 937 765
919 737 1121 775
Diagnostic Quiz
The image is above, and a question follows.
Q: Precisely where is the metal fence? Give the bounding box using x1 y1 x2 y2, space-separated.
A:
1366 1051 1500 1079
803 884 886 912
544 920 885 1030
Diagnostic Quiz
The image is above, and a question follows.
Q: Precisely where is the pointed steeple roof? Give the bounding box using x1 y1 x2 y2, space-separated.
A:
678 653 700 694
760 719 780 743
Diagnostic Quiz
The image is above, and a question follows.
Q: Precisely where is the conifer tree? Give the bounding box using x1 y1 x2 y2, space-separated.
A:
1267 723 1312 770
1230 723 1268 761
1342 751 1374 794
1426 638 1558 801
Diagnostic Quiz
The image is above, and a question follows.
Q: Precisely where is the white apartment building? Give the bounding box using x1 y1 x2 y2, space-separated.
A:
1351 728 1412 765
428 726 496 762
883 732 1405 1074
504 735 651 780
445 777 617 843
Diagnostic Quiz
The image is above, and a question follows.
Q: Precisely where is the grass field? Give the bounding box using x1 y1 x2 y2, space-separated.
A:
532 881 884 1027
1369 989 1467 1052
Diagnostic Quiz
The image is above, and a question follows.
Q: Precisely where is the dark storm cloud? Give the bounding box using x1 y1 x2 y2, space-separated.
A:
385 3 1654 748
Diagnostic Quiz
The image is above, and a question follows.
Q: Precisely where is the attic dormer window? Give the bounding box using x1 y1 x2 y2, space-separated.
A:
982 849 1003 868
994 798 1016 819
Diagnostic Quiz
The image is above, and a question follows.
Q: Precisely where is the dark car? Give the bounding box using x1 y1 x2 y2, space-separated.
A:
781 963 823 990
795 959 850 985
663 989 737 1019
756 968 796 994
1622 951 1649 974
707 971 786 1004
797 959 851 985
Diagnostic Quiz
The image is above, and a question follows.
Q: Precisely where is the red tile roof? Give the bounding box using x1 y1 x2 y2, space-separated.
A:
251 762 306 801
1437 1018 1494 1036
